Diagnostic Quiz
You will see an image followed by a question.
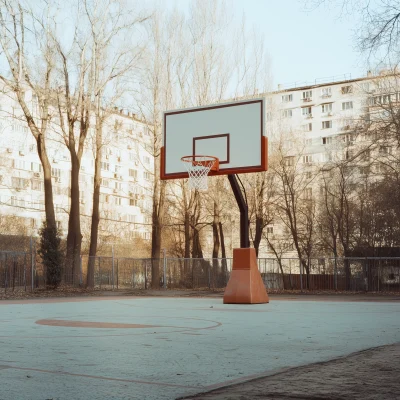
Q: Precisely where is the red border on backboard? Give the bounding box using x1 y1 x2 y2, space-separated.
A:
160 99 267 180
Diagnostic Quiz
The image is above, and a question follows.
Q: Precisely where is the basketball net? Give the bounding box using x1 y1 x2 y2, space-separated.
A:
181 156 218 191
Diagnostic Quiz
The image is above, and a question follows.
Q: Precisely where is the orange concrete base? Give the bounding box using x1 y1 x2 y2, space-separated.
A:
223 248 269 304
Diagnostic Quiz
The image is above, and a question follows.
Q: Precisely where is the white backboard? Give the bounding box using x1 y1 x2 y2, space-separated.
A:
161 98 267 179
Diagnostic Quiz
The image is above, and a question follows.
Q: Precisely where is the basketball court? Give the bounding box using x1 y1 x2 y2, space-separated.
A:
1 296 400 399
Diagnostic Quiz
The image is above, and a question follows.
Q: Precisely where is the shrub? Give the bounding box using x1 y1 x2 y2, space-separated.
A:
38 222 63 288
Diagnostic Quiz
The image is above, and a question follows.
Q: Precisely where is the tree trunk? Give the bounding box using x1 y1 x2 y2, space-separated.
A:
219 222 228 286
87 121 102 288
277 259 286 290
37 135 56 229
65 153 82 285
253 215 263 257
212 201 220 284
151 173 165 289
184 211 191 258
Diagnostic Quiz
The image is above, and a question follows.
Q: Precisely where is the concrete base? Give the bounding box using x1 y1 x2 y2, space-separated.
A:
223 248 269 304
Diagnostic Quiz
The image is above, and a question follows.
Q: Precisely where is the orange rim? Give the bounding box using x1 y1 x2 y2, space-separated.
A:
181 155 219 171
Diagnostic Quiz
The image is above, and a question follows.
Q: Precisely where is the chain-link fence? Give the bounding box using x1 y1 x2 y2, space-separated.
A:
2 252 400 292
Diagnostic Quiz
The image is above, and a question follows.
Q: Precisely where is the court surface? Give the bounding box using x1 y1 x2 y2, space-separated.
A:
1 296 400 400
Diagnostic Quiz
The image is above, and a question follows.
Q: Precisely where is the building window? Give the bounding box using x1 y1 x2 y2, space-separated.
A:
361 82 370 92
321 103 332 113
302 107 312 116
51 168 61 178
305 188 312 199
12 177 29 190
281 109 293 118
342 101 353 110
341 85 353 94
322 137 333 145
100 194 109 203
322 121 332 129
144 172 151 180
379 146 392 155
101 178 109 187
284 156 294 166
321 87 332 97
114 196 122 206
302 123 312 132
306 172 312 179
100 162 109 171
266 226 274 234
305 138 312 146
129 169 138 178
114 181 122 190
281 94 293 102
302 90 312 100
361 149 370 161
32 179 43 191
30 162 42 173
303 155 313 164
130 198 138 206
143 156 150 164
14 159 29 170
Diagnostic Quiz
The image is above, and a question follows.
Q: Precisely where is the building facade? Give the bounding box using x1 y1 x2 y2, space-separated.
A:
0 87 154 254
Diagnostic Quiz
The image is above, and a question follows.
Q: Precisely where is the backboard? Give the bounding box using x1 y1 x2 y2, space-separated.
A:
160 98 267 180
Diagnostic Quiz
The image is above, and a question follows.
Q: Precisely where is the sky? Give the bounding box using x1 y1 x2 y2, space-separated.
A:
166 0 366 90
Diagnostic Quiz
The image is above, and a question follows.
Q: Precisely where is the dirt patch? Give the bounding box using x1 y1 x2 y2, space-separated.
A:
180 343 400 400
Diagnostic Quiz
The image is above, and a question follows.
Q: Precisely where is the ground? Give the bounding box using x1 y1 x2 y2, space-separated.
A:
0 294 399 399
181 344 400 400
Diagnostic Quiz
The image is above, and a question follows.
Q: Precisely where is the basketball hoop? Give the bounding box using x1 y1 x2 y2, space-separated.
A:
181 155 219 191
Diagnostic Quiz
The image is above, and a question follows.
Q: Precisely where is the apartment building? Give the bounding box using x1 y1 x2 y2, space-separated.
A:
259 70 399 257
0 87 154 247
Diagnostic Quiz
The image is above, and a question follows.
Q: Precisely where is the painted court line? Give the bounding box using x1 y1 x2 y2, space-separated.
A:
1 365 202 389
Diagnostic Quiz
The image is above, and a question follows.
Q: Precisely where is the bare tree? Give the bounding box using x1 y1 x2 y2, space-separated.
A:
48 8 93 284
80 0 148 287
137 8 185 287
306 0 400 63
0 0 57 230
269 131 319 288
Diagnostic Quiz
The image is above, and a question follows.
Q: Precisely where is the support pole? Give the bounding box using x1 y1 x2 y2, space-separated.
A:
228 174 249 248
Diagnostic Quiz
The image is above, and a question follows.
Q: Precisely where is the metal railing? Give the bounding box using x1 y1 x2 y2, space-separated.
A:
1 253 400 293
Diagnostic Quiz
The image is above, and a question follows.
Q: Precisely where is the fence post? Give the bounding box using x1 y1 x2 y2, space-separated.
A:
112 245 115 290
378 259 380 292
365 258 368 292
299 259 303 293
208 262 211 289
24 253 27 292
116 259 119 290
4 253 7 294
163 249 167 290
144 260 147 290
334 257 338 291
30 237 34 291
80 256 83 286
99 257 102 289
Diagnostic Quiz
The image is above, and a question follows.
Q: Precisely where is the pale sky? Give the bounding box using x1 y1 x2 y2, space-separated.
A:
167 0 366 90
